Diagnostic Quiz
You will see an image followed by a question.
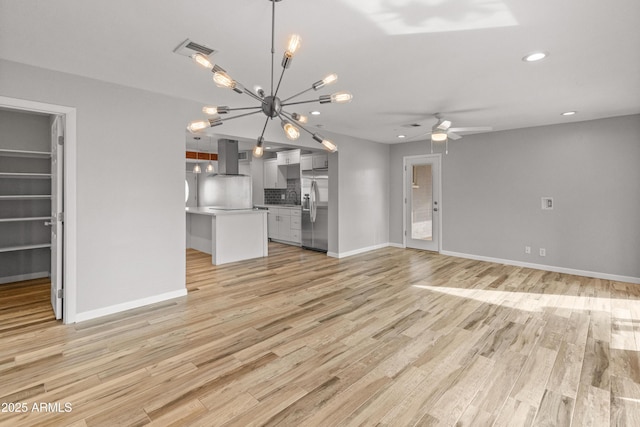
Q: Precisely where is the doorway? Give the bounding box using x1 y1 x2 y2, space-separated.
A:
404 154 441 252
0 96 77 323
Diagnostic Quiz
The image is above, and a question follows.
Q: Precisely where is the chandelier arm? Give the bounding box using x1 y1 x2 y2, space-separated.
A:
239 88 267 104
281 98 321 107
258 116 271 140
219 110 264 122
227 106 263 112
282 87 314 103
273 66 287 100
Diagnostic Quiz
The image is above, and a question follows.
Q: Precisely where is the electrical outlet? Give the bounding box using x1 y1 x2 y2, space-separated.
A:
525 246 531 254
281 194 285 200
539 248 546 257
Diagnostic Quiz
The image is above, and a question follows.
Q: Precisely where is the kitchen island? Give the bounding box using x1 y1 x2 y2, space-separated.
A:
186 207 268 265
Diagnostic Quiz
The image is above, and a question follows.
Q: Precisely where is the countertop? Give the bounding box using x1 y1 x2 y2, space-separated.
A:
185 207 267 217
254 204 302 209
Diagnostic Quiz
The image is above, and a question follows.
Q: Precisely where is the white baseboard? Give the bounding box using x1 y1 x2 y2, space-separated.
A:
0 271 49 285
332 243 391 259
441 250 640 285
75 289 188 323
389 243 405 249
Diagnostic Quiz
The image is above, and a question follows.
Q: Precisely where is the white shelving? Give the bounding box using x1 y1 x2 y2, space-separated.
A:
0 172 52 179
0 195 52 200
0 148 51 158
0 217 52 223
0 243 51 253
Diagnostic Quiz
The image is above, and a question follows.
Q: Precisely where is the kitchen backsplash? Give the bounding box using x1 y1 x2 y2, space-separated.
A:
264 179 301 205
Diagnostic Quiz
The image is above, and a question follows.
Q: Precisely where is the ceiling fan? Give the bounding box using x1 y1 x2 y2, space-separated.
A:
407 115 493 153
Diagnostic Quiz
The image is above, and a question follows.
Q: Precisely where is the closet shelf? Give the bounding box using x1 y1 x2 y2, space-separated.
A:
0 172 52 179
0 243 51 253
0 149 51 158
0 217 52 223
0 195 52 200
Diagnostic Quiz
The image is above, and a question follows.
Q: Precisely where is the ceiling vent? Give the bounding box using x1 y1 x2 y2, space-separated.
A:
173 39 216 58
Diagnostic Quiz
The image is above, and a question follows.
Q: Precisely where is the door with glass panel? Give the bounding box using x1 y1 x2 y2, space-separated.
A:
405 155 440 252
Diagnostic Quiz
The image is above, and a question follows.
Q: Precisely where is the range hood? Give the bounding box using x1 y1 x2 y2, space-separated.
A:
217 138 239 175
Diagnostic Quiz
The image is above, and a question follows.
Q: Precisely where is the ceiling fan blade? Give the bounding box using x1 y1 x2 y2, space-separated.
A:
435 119 452 131
448 126 493 133
448 132 462 140
404 131 433 142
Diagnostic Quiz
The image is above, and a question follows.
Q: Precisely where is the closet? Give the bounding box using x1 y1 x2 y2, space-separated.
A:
0 109 53 285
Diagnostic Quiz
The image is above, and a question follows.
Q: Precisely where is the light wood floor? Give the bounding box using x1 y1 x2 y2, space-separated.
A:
0 243 639 426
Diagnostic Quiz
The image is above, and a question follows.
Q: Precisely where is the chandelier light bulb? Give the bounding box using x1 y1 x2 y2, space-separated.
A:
213 71 236 89
253 136 265 158
202 106 219 115
323 73 338 85
192 53 214 70
187 120 210 133
292 113 308 124
330 91 353 104
321 139 337 153
286 34 301 57
282 121 301 140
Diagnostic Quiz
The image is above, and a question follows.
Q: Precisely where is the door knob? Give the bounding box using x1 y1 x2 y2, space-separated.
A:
433 208 438 212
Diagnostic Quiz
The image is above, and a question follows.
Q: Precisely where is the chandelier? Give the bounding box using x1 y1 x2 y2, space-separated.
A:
186 0 353 157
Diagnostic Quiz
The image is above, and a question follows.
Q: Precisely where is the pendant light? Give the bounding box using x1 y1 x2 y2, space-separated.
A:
192 137 201 174
205 136 214 173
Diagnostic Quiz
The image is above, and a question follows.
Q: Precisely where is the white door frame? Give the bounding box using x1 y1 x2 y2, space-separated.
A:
403 154 442 252
0 96 77 324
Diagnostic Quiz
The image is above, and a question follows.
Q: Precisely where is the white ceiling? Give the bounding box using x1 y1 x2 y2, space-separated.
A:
1 0 639 147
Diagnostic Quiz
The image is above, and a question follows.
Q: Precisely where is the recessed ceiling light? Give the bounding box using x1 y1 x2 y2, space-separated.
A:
265 146 272 150
561 111 577 116
522 52 548 62
397 135 406 139
310 111 321 115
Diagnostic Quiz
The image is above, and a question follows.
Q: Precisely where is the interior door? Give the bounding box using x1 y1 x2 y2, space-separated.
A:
50 116 64 319
405 155 440 252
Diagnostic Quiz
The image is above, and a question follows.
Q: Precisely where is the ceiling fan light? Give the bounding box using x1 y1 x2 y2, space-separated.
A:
191 53 214 70
431 132 448 142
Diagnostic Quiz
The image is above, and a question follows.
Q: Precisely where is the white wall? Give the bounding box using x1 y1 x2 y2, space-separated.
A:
390 115 640 281
0 59 197 318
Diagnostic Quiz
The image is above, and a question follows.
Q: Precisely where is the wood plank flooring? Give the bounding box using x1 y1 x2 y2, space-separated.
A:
1 243 639 426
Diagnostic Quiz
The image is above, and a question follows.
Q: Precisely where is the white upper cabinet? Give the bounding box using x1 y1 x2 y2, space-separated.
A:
263 158 286 189
277 149 301 166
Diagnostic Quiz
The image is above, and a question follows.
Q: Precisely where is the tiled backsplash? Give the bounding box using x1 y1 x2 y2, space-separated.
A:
264 179 301 205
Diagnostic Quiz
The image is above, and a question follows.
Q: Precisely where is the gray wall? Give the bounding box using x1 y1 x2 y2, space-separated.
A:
1 59 195 315
335 131 390 254
390 115 640 279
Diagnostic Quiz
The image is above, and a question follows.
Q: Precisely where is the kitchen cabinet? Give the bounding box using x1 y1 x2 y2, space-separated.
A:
312 153 329 169
277 149 301 165
267 206 301 245
301 153 328 170
263 158 286 189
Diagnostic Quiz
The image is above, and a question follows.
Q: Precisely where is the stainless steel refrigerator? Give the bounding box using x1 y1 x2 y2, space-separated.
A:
301 165 328 252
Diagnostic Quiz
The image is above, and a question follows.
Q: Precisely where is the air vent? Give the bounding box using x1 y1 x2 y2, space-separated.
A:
173 39 217 57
